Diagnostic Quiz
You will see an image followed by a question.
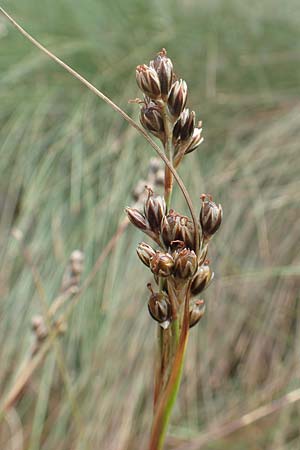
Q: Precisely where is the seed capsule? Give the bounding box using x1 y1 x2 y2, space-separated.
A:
185 127 204 155
168 79 188 118
150 48 173 99
180 109 195 141
125 207 149 231
136 242 156 267
147 284 171 327
200 194 223 239
189 299 206 328
173 109 195 143
140 101 165 140
144 188 166 233
136 64 161 100
191 263 214 296
161 210 195 250
149 251 174 277
174 248 198 279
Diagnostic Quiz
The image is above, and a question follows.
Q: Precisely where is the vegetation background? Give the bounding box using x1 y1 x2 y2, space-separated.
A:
1 0 300 449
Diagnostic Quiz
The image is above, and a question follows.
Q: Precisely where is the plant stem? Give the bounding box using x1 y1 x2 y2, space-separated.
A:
149 284 191 450
162 104 174 211
153 103 177 410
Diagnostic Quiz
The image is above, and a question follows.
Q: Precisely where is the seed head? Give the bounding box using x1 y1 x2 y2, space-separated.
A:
150 48 173 99
136 242 156 267
189 299 206 328
136 64 161 100
191 262 214 296
149 251 174 277
200 194 223 239
174 248 198 279
168 79 188 118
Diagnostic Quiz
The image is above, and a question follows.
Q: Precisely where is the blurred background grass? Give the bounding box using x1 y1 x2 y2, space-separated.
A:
1 0 300 449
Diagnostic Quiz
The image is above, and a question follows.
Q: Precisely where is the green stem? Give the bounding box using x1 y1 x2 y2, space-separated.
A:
167 280 180 353
149 284 191 450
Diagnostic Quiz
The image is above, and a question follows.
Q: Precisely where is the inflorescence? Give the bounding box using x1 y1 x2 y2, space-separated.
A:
126 49 222 330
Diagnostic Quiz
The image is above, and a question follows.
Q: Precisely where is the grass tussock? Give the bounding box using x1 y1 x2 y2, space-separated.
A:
0 0 300 449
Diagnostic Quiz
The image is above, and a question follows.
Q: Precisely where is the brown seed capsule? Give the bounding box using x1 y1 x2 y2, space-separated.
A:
184 127 204 155
125 207 149 231
140 101 165 140
191 263 214 296
149 251 174 277
136 64 161 100
168 79 188 118
161 210 196 250
180 109 195 141
147 284 171 327
189 299 206 328
200 194 223 239
174 248 198 279
136 242 156 267
150 48 173 99
144 188 166 233
173 109 195 143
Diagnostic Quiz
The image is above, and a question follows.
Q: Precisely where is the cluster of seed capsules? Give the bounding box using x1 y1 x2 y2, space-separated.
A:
126 189 222 329
126 49 222 329
136 48 203 167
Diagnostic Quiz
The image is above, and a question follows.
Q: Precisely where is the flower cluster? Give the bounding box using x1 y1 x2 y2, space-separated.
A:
127 49 222 330
126 188 222 329
136 48 203 168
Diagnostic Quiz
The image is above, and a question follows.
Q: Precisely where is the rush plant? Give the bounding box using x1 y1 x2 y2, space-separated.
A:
126 49 223 450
